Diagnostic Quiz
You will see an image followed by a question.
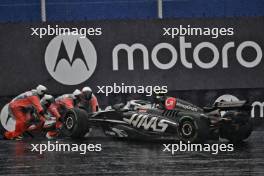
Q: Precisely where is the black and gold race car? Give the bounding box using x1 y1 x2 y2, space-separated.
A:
62 97 253 143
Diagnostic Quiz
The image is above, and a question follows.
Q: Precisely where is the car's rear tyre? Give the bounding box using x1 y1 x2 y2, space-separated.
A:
220 111 253 143
178 116 210 143
61 108 91 139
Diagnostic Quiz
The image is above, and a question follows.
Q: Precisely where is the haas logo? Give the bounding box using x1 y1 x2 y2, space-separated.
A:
45 34 97 85
123 113 169 132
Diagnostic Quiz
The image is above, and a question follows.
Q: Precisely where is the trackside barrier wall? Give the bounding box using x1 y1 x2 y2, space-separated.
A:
1 0 264 22
0 17 264 123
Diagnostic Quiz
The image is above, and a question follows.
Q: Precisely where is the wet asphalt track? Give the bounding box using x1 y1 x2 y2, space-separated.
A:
0 129 263 176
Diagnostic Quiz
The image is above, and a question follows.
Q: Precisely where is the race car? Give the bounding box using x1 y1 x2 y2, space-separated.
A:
61 98 253 143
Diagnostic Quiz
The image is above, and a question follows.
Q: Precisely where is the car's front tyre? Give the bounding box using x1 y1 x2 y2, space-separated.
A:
61 108 91 139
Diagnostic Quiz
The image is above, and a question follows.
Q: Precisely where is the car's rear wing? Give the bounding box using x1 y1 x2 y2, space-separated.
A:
214 100 252 111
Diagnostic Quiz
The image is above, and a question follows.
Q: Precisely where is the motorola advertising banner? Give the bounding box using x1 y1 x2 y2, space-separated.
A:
0 17 264 112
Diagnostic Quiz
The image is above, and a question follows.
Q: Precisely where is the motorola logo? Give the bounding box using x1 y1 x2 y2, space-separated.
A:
45 34 97 85
53 39 90 72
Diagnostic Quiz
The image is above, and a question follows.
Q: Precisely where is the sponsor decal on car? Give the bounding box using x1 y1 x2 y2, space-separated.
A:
176 102 198 112
123 113 170 132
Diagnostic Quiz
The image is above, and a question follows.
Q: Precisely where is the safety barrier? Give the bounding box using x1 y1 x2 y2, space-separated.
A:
0 0 264 22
